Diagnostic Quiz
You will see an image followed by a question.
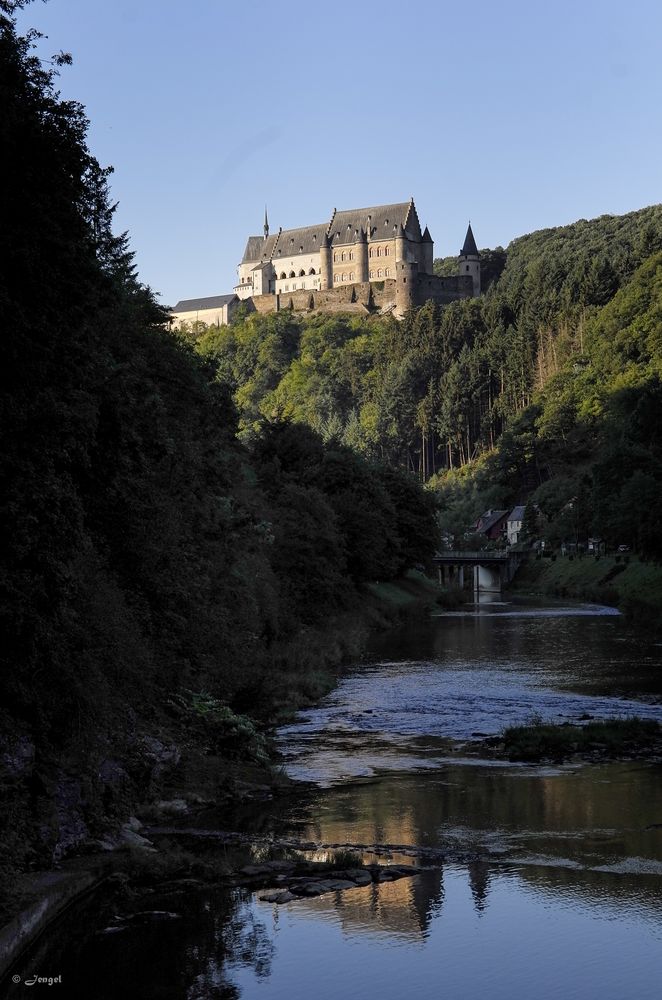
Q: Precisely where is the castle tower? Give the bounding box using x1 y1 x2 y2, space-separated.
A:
459 223 480 296
395 222 406 265
320 231 333 290
356 227 368 283
421 225 434 275
395 260 416 315
264 205 269 240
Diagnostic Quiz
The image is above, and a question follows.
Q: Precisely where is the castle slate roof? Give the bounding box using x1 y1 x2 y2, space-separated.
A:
241 233 279 263
329 202 417 245
172 294 236 313
272 223 328 258
461 223 479 257
507 505 527 523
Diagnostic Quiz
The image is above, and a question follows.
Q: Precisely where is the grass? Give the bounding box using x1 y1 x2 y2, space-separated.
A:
330 849 364 869
511 554 662 623
503 716 661 762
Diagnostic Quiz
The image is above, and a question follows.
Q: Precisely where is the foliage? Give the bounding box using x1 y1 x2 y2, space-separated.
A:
503 717 661 762
0 5 440 887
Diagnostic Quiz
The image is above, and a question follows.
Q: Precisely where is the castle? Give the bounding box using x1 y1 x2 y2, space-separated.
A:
171 199 480 327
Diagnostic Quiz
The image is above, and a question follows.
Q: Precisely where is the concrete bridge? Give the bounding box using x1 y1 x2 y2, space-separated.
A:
433 550 522 594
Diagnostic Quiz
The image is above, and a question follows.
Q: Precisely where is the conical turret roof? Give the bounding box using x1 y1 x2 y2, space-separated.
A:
461 223 479 257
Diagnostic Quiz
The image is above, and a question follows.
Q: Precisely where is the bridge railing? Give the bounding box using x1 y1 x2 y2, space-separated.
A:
434 550 510 561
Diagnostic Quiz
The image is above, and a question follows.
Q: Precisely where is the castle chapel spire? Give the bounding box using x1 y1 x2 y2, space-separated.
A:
461 222 478 257
264 205 269 240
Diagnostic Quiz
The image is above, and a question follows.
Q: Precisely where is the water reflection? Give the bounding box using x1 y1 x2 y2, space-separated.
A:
9 600 662 999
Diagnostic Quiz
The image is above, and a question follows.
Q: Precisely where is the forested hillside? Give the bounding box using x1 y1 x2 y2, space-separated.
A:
197 207 662 553
0 3 437 896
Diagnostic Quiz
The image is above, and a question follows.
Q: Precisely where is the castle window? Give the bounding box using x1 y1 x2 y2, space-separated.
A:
369 270 374 278
377 268 383 278
349 272 355 281
369 248 374 258
299 269 305 276
341 251 346 262
333 252 338 262
341 272 346 282
284 285 289 291
466 265 470 272
309 268 315 275
293 283 297 290
376 247 382 257
280 272 286 280
289 271 295 278
385 246 390 255
385 268 390 277
349 251 354 260
334 275 339 283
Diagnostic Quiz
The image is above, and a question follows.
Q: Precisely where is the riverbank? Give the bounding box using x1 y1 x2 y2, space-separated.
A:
0 571 448 971
510 553 662 624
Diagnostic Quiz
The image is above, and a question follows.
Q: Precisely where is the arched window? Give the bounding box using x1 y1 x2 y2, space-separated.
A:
369 248 374 258
334 275 339 283
369 270 374 279
349 271 355 281
377 268 383 278
385 267 390 277
341 251 346 262
385 246 390 256
299 269 305 277
349 251 354 261
289 271 295 278
333 252 338 263
341 272 346 282
279 272 286 280
376 247 382 257
308 268 316 275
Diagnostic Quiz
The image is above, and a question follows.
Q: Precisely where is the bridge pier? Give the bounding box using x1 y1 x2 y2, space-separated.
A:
435 550 522 597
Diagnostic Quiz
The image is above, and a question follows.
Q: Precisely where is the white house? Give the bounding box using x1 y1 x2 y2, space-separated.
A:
506 505 526 546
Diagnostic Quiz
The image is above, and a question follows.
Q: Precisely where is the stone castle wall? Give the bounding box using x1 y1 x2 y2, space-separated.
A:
249 272 473 318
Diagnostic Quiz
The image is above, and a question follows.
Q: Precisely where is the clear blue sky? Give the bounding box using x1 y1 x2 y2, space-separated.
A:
19 0 662 306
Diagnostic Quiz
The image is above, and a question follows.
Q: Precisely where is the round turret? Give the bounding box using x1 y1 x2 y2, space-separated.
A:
459 223 480 296
319 232 333 290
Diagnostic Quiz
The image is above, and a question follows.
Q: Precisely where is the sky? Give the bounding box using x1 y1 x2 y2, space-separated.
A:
18 0 662 306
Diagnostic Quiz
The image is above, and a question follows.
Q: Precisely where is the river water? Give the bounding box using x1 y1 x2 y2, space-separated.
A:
8 598 662 999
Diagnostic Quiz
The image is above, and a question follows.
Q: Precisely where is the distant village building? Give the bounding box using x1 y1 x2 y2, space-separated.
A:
506 506 526 546
170 200 481 328
170 294 240 330
475 510 509 542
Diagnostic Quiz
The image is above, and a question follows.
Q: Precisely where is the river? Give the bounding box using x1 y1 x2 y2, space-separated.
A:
8 598 662 999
